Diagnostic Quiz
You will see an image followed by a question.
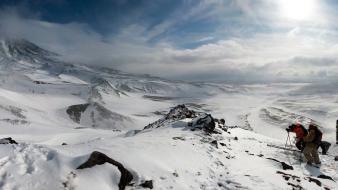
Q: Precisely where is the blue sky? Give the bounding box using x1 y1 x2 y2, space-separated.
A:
0 0 338 82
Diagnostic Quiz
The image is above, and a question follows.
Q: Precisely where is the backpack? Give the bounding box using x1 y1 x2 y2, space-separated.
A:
300 125 308 136
312 127 323 145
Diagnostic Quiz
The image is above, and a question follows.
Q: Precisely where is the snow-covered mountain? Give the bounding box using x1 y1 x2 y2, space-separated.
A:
0 39 336 190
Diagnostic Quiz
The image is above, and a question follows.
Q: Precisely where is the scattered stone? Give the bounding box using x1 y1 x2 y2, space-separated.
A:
211 130 222 135
307 177 322 187
317 175 335 182
61 142 68 146
219 142 226 147
217 182 224 187
257 154 264 157
234 137 238 140
0 137 18 144
287 182 304 190
172 137 185 141
173 172 179 177
276 171 300 182
62 171 76 190
77 151 133 190
140 180 153 189
335 156 338 161
220 127 227 132
267 158 293 170
33 80 49 84
211 140 218 148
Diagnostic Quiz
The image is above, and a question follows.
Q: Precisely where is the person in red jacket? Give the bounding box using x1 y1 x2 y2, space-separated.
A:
286 123 331 155
286 123 308 151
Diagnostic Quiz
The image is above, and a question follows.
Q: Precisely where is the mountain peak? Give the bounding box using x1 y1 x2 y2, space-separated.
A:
0 38 58 63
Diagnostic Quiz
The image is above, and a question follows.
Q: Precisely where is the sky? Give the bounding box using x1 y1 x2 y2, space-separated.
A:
0 0 338 82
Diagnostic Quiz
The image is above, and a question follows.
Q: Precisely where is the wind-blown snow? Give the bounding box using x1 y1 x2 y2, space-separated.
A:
0 39 337 190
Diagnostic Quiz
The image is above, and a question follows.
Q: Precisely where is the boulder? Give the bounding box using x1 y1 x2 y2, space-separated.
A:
0 137 18 144
140 180 153 189
77 151 133 190
191 113 215 132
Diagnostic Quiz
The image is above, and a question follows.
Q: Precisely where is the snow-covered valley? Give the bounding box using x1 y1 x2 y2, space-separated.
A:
0 39 337 190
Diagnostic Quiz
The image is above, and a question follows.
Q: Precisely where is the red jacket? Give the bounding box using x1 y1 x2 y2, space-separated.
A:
291 125 305 139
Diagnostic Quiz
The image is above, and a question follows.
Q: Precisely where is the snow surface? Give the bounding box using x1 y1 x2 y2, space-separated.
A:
0 39 337 190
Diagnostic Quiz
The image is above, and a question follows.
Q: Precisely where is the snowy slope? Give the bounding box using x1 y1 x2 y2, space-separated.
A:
0 39 337 190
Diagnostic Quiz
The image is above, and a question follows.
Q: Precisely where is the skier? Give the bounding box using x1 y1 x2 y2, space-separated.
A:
303 123 322 165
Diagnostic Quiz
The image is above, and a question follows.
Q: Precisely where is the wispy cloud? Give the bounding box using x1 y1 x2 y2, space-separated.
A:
0 1 338 82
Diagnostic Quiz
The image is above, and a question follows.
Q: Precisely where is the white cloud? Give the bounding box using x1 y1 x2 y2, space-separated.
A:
1 2 338 83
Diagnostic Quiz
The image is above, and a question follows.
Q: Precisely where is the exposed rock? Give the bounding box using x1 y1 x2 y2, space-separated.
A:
0 105 26 119
266 158 293 170
307 177 322 187
144 104 197 129
77 151 133 190
172 172 179 177
234 137 238 141
317 175 335 182
66 103 90 123
0 118 29 125
287 182 304 190
140 180 153 189
143 95 176 101
219 142 226 147
335 156 338 161
211 140 218 148
144 104 218 133
276 171 300 180
33 81 50 84
0 137 18 144
191 113 215 133
66 102 133 129
61 142 68 146
172 137 185 141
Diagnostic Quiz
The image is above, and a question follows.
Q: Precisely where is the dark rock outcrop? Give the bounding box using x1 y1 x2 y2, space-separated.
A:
191 114 215 132
77 151 133 190
66 102 133 129
66 103 90 123
266 158 293 170
317 175 335 182
144 104 218 134
144 104 196 129
307 177 321 187
0 137 18 144
140 180 153 189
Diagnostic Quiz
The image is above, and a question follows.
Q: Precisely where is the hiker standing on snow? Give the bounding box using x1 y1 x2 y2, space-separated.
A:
303 124 321 165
